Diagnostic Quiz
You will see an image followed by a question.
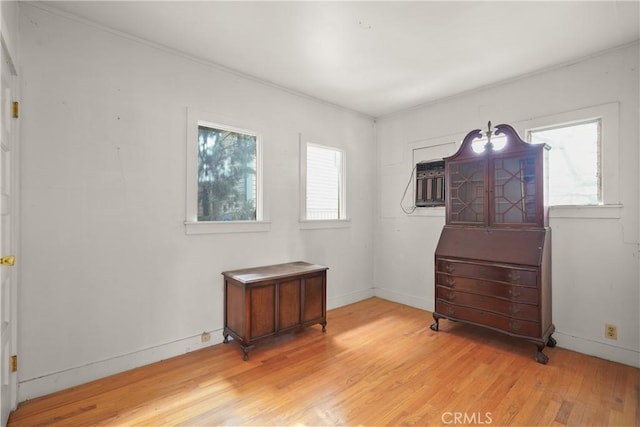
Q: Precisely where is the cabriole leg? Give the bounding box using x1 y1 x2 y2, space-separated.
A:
430 313 441 332
535 343 549 364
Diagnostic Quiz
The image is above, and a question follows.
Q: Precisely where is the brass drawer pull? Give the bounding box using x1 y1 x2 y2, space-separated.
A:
508 271 521 283
447 293 456 301
509 321 522 331
508 289 521 298
508 305 521 314
445 264 456 273
447 307 456 315
476 280 485 287
445 277 456 287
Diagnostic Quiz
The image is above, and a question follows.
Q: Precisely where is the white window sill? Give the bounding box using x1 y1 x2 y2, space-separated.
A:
409 206 446 217
185 220 271 235
404 205 622 219
299 219 351 230
548 204 622 219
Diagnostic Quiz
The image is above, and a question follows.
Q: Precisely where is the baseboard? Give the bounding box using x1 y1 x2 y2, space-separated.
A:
23 292 634 402
372 288 639 368
19 289 375 402
18 332 223 402
327 288 375 310
373 287 433 312
552 331 640 368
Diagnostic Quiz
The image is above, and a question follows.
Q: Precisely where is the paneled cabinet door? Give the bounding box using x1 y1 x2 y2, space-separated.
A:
249 284 276 339
278 278 301 330
491 154 542 226
303 274 325 324
448 159 486 225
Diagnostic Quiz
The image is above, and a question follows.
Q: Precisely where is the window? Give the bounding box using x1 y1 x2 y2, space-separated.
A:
528 119 601 206
303 142 346 221
185 108 268 234
197 124 258 221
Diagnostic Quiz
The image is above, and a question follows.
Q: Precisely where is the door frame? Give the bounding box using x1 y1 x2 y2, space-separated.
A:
0 23 19 423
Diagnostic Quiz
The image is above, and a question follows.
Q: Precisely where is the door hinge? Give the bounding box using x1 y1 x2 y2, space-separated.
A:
12 101 18 119
9 355 17 372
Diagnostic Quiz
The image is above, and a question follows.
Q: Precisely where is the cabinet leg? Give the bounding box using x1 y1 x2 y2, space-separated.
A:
430 313 440 332
223 332 229 344
321 321 327 333
535 344 549 364
240 344 254 361
547 335 557 348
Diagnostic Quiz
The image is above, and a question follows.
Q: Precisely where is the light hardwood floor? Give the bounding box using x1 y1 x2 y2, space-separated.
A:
8 297 640 426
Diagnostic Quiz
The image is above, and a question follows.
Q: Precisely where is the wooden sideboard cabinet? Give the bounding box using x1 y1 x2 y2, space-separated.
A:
222 261 328 360
431 123 555 364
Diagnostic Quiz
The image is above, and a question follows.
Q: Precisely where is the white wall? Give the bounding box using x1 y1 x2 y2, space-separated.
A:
375 44 640 367
17 4 375 400
1 1 18 58
16 1 639 403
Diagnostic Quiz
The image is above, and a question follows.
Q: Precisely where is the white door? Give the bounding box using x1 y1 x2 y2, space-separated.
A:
0 38 18 425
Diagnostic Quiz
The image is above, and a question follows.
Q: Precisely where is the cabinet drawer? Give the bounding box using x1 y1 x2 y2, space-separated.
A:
436 274 538 304
436 301 540 337
436 259 537 286
436 287 539 321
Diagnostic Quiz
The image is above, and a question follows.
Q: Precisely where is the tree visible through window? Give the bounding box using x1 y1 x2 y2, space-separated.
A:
198 124 257 221
528 120 601 206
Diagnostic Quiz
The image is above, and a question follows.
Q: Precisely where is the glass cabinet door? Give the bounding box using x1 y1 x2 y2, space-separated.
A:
448 160 485 224
492 155 538 225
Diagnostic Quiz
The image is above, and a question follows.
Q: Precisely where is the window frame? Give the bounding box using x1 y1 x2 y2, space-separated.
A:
517 102 621 218
527 118 601 207
299 138 349 229
185 108 269 235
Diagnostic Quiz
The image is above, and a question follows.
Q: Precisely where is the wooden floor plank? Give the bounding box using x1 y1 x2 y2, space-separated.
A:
8 297 640 426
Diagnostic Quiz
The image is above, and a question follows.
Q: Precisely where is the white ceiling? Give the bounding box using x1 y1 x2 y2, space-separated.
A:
44 1 640 117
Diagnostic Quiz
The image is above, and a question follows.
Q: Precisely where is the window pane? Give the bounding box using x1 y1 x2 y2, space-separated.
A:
197 125 257 221
306 144 343 220
528 120 600 206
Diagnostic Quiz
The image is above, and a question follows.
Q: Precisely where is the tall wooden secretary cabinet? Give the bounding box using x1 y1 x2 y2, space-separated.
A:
431 123 556 364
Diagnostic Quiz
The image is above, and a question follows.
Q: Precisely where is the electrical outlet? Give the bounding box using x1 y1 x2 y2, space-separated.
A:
201 332 211 343
605 324 617 340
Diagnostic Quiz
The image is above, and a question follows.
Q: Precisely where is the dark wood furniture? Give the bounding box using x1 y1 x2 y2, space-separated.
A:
431 123 555 364
222 261 328 360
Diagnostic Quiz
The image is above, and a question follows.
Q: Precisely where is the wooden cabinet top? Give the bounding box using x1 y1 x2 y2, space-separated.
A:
222 261 328 284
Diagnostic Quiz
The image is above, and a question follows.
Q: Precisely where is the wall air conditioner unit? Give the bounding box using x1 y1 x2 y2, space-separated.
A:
416 160 445 207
